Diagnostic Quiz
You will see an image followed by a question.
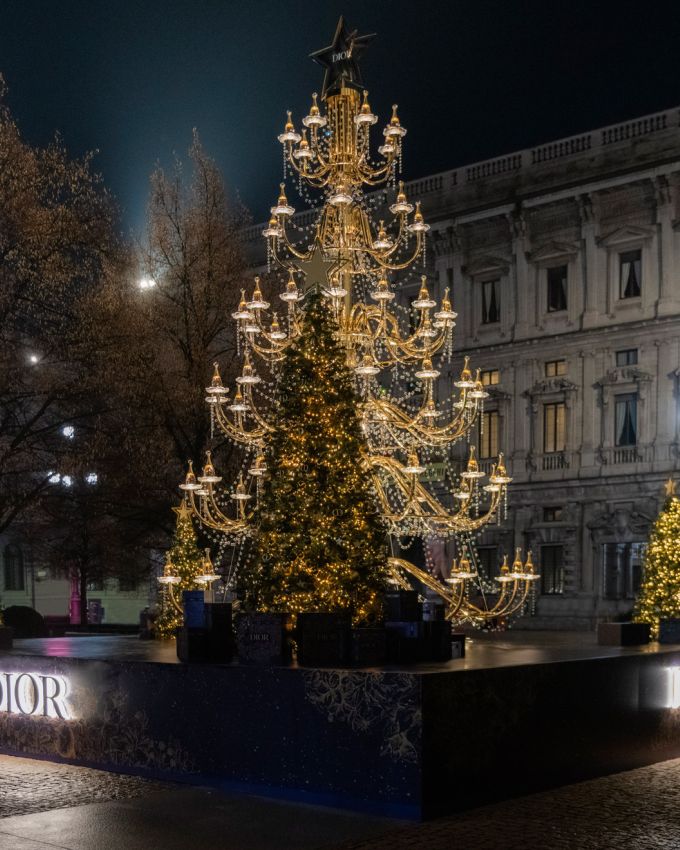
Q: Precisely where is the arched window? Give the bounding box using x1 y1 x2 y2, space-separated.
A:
3 544 25 591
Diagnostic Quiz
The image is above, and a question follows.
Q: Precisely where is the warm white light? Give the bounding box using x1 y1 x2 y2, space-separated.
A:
668 667 680 708
28 353 40 364
138 277 156 290
62 425 75 439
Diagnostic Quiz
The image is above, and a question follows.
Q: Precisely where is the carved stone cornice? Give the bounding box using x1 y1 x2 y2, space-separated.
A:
528 240 580 264
431 224 461 257
463 254 511 277
587 506 652 540
597 224 654 247
595 366 653 388
522 377 578 399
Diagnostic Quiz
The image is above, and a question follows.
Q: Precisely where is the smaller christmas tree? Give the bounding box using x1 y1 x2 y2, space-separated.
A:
634 479 680 638
156 501 205 639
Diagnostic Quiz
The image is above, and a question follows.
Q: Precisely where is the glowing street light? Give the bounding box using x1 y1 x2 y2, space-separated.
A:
138 277 156 291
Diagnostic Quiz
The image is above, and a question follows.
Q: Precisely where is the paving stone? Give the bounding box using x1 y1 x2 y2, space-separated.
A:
328 758 680 850
0 755 166 818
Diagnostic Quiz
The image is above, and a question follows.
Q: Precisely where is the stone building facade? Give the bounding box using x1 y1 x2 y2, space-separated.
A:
247 107 680 629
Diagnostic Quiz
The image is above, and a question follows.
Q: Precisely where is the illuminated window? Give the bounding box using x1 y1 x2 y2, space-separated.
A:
541 545 564 595
481 280 500 324
603 542 645 599
3 544 24 591
481 369 499 386
546 265 568 312
619 249 641 299
476 546 499 582
616 349 638 367
543 402 566 454
545 359 566 377
479 410 500 459
615 394 637 447
543 506 563 522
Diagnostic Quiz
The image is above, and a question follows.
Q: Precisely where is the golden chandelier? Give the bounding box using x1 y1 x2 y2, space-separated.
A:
171 19 539 623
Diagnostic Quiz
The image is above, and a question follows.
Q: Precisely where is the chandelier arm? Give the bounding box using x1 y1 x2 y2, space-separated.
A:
242 385 276 433
364 232 423 270
165 583 184 616
285 148 331 182
276 227 313 261
200 487 251 531
213 403 269 444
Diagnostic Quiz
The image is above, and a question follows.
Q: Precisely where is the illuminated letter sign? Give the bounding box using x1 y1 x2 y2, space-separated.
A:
668 667 680 709
0 671 72 720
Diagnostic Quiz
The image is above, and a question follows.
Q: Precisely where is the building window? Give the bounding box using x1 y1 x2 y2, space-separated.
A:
619 249 641 299
616 349 638 367
545 359 566 377
546 265 568 312
479 410 500 459
614 393 637 446
543 402 566 454
481 369 500 386
603 542 645 599
118 577 138 593
86 578 105 592
481 279 500 324
3 545 24 591
476 546 499 582
543 507 563 522
540 545 564 595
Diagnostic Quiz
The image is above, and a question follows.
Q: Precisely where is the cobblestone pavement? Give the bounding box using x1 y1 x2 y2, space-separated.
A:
330 758 680 850
0 755 167 818
3 754 680 849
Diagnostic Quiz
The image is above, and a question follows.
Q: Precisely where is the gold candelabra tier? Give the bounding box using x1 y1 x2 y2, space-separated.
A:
389 548 539 624
178 19 535 625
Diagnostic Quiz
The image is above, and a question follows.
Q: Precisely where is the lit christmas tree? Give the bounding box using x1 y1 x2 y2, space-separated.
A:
245 288 389 624
634 479 680 638
156 501 205 638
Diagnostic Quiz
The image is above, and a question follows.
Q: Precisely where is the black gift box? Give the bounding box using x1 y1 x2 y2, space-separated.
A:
385 620 425 664
658 619 680 644
423 620 452 661
0 626 13 650
451 632 466 658
422 600 446 621
384 590 422 622
296 612 351 666
597 621 651 646
177 602 234 663
350 628 387 666
236 613 292 664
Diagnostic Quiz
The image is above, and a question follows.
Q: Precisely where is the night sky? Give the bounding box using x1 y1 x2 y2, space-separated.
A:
2 0 680 234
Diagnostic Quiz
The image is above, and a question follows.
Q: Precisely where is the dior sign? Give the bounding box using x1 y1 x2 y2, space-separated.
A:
0 672 72 719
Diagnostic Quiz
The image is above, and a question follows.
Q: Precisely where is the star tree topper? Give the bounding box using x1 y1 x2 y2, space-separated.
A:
310 16 375 100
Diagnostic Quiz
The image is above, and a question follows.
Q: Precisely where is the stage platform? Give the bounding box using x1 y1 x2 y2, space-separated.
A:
1 632 680 819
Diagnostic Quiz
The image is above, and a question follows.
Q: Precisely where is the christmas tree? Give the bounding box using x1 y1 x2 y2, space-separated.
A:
634 480 680 638
246 289 389 624
156 501 205 638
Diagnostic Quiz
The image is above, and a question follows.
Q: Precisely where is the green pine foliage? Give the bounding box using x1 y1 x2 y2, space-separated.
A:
156 504 205 638
634 492 680 638
245 289 389 624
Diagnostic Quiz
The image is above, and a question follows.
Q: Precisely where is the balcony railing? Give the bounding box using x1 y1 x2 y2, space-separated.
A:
598 445 653 465
541 451 570 471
